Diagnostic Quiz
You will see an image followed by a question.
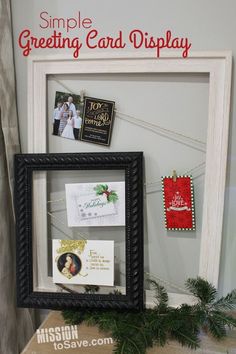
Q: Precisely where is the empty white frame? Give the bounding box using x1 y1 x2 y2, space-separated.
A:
27 52 232 306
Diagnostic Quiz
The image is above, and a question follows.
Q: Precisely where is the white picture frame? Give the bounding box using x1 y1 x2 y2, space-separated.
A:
27 52 232 307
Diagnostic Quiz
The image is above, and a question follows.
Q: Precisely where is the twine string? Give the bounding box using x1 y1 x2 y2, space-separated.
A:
50 76 206 153
48 76 202 296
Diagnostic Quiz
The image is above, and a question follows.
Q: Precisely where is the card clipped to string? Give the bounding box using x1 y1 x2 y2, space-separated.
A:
162 171 195 231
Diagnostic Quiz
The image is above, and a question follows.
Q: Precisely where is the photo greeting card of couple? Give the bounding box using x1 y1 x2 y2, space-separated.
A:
52 91 115 146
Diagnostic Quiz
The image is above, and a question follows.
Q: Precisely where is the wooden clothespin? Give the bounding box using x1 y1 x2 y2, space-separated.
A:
80 90 85 104
172 170 177 182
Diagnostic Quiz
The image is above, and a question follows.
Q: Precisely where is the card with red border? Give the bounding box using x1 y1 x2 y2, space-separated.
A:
162 175 195 231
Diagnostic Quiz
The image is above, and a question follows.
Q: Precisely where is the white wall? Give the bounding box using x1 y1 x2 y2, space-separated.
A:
11 0 236 296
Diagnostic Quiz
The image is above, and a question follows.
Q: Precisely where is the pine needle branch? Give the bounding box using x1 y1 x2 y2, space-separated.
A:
185 277 217 304
148 279 168 310
213 290 236 311
62 277 236 354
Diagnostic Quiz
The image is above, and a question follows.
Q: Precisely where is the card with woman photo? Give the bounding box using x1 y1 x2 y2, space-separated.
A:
52 91 84 141
52 239 114 286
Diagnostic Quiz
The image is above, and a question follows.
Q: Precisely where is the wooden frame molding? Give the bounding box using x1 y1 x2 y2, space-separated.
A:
27 52 232 306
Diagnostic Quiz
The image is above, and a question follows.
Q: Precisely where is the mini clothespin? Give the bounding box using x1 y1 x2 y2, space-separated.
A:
80 90 85 104
172 170 177 182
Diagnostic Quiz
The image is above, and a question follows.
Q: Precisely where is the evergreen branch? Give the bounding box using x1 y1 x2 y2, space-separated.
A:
213 290 236 311
185 277 217 304
213 312 236 329
120 340 126 354
148 279 168 310
84 285 99 294
115 335 146 354
124 324 149 347
207 316 226 339
156 328 167 347
172 330 200 349
62 276 236 354
126 337 143 354
63 309 85 325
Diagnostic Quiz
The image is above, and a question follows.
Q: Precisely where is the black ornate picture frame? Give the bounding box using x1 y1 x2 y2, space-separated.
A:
14 152 143 310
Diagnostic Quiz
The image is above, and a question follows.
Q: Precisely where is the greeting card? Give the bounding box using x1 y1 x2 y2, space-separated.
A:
65 182 125 227
80 97 115 146
162 175 195 231
53 239 114 286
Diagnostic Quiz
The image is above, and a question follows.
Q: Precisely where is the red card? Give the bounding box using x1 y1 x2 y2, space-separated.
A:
162 175 195 231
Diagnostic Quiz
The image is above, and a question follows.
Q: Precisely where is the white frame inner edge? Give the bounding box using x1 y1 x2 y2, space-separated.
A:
27 52 232 307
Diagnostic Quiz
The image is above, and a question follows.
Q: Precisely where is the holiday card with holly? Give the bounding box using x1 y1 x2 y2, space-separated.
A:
65 181 125 226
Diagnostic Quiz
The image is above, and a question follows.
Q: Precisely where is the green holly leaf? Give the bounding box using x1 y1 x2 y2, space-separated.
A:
94 184 105 195
107 191 118 203
94 184 109 195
